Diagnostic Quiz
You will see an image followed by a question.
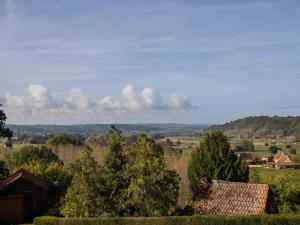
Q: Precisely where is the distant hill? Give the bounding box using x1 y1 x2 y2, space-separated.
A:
206 116 300 138
7 123 209 136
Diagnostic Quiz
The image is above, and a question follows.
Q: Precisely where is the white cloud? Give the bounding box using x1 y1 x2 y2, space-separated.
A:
66 88 94 111
121 85 142 112
2 84 192 124
142 88 163 109
169 94 191 109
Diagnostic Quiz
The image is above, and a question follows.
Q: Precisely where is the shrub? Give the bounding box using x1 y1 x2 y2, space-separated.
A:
269 146 280 154
47 133 81 146
5 145 62 169
34 215 300 225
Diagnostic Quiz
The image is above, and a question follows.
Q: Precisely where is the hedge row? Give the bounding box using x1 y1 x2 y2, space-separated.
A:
34 215 300 225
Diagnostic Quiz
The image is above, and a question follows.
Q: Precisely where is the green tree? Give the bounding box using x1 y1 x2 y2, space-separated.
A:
102 125 128 216
5 145 62 169
47 133 77 146
0 160 9 193
0 104 13 138
0 160 9 181
269 172 300 213
188 131 249 195
60 145 105 217
122 134 180 216
269 145 280 154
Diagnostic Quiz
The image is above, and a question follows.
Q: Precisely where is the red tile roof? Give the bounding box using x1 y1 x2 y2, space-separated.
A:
2 169 48 190
274 150 292 164
193 180 269 215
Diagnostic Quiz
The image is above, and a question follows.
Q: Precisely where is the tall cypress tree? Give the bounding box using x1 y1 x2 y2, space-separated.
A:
102 125 128 215
188 130 249 195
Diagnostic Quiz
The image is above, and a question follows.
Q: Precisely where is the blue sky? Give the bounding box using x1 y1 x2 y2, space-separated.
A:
1 0 300 124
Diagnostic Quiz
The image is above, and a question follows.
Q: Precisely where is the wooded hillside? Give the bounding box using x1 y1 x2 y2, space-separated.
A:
207 116 300 138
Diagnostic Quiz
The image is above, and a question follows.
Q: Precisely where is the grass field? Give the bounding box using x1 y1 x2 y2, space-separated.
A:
251 167 300 184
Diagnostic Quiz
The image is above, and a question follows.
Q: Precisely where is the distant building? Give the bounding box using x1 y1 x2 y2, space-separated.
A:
274 150 292 163
0 169 48 224
261 155 274 163
274 150 294 169
193 180 277 215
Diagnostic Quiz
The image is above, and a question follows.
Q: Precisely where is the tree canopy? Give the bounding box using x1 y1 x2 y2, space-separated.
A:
0 104 13 138
188 130 249 195
102 125 128 216
5 145 62 169
121 134 180 216
61 145 105 217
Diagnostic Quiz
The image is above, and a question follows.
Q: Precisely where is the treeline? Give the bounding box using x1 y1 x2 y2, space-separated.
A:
207 116 300 139
7 124 208 136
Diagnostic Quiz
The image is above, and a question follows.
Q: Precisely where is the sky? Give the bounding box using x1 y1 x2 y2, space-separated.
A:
0 0 300 125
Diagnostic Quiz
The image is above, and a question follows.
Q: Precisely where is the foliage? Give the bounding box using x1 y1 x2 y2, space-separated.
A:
0 160 9 180
0 104 13 138
102 125 128 216
47 133 81 146
188 131 249 195
60 145 105 217
165 138 174 146
84 135 109 146
207 115 300 138
19 161 71 214
34 215 300 225
5 145 62 169
121 134 180 216
268 172 300 213
269 146 280 154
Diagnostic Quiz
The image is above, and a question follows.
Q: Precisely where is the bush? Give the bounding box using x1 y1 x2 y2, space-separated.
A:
269 146 280 154
47 133 82 146
5 145 62 169
34 215 300 225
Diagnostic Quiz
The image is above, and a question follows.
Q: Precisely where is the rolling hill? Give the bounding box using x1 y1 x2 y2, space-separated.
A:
206 116 300 138
7 123 209 136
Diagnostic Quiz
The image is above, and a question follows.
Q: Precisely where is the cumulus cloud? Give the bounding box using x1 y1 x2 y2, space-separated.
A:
2 84 192 124
169 93 191 109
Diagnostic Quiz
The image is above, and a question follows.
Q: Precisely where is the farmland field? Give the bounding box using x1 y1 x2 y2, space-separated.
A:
251 167 300 184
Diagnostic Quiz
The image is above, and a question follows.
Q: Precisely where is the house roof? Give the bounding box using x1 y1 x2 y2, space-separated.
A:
194 180 269 215
2 169 48 190
275 150 292 164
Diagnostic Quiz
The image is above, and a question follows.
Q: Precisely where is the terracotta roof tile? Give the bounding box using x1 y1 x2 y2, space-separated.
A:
194 180 269 215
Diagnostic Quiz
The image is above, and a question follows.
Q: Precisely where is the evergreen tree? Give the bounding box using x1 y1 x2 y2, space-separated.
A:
188 130 249 195
102 125 128 215
122 134 180 216
61 145 105 217
0 104 13 138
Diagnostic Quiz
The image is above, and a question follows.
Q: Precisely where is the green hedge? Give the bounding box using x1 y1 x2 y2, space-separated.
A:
34 215 300 225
